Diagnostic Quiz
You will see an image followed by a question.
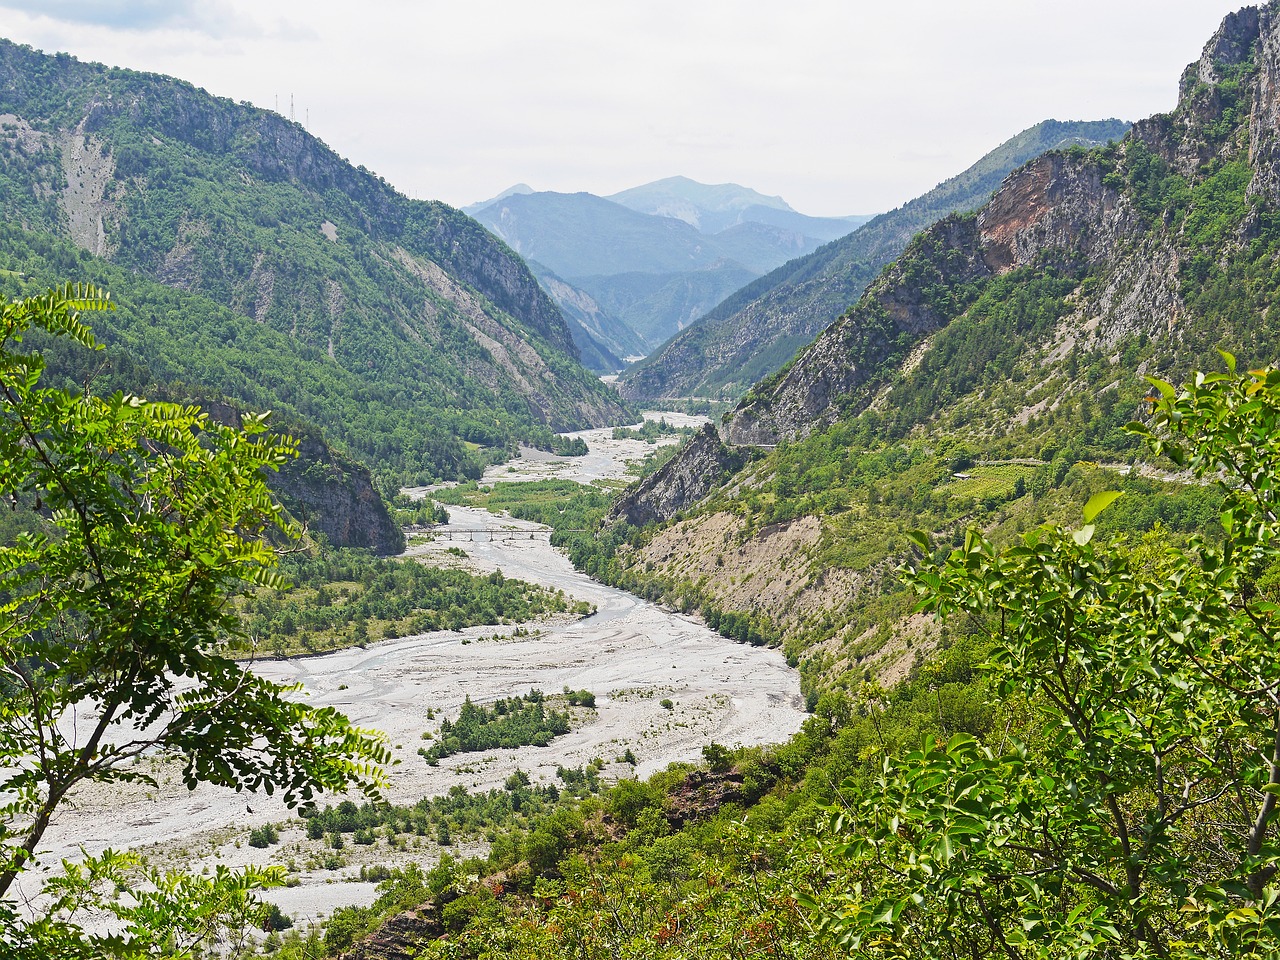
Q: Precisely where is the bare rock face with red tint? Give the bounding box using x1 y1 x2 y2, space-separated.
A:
706 4 1280 459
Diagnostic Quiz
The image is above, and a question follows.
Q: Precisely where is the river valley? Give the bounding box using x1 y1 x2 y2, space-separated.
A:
34 415 807 927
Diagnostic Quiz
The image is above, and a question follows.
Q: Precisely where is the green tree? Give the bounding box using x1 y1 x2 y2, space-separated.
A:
14 850 287 958
0 285 388 949
813 360 1280 958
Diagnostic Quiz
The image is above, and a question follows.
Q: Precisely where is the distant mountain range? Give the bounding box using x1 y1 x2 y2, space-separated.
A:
619 118 1132 403
466 180 871 368
609 175 869 239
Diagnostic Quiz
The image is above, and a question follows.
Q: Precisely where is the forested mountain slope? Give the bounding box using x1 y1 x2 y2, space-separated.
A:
619 119 1130 403
10 262 405 552
0 39 631 485
608 4 1280 689
531 260 646 369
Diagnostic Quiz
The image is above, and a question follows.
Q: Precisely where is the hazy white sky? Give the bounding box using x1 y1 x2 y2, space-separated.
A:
0 1 1251 216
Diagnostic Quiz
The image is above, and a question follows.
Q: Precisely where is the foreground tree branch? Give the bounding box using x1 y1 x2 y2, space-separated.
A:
0 284 389 949
812 361 1280 958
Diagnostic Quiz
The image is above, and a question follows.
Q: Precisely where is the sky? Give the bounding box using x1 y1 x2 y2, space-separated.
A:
0 0 1253 217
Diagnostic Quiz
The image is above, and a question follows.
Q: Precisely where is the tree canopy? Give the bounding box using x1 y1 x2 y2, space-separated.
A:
813 360 1280 958
0 284 388 952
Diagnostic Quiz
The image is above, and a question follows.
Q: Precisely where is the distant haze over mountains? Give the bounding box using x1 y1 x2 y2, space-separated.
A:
468 177 868 236
465 178 872 370
608 176 870 240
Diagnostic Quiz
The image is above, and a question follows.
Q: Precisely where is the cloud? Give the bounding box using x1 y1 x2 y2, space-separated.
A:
0 0 269 37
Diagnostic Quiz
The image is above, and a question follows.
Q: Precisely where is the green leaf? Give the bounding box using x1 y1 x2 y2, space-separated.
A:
1082 490 1122 524
937 832 954 862
905 529 930 551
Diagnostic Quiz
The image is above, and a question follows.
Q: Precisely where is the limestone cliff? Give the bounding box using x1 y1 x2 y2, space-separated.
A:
274 431 404 556
193 399 402 555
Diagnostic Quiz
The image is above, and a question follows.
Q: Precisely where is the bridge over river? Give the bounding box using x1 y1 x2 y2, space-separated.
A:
427 527 587 542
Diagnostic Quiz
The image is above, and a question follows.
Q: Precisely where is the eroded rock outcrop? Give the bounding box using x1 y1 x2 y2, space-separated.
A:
339 906 445 960
197 399 402 555
663 768 746 830
274 430 404 556
608 423 743 527
723 214 991 447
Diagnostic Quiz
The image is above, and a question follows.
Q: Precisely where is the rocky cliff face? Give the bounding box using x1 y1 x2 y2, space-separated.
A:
400 203 579 358
340 906 444 960
107 85 579 363
608 424 743 527
619 119 1130 404
722 215 989 446
197 399 402 554
274 432 404 556
1243 6 1280 204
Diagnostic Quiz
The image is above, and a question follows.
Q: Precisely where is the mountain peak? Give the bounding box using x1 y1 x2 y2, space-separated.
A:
607 177 796 231
1179 4 1262 99
462 182 534 214
618 175 793 209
